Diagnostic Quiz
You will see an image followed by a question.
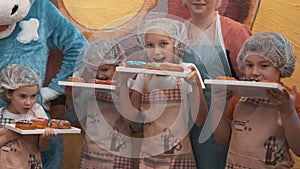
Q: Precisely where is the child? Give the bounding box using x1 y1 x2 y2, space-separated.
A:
65 39 134 168
119 18 207 168
0 64 57 169
212 32 300 168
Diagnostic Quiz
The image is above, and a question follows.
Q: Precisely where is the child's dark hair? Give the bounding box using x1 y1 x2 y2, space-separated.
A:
0 64 41 103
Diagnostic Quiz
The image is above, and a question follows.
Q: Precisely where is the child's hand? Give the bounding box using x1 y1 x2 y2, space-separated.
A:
41 127 57 140
266 86 297 114
185 65 201 87
39 128 57 151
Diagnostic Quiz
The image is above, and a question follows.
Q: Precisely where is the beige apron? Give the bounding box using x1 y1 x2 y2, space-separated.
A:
80 90 133 168
0 129 42 169
0 105 46 169
226 97 294 169
140 79 193 158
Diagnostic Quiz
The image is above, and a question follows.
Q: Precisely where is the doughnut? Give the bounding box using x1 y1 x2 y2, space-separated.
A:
89 79 116 85
50 119 71 129
159 62 184 72
16 120 36 130
147 62 161 70
126 61 147 69
31 117 48 129
126 61 184 72
215 76 236 80
67 77 85 83
259 79 276 83
240 78 276 83
147 62 184 72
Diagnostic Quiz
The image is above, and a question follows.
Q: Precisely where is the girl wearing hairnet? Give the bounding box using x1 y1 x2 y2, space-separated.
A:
0 64 57 168
118 18 207 169
212 32 300 168
64 39 134 168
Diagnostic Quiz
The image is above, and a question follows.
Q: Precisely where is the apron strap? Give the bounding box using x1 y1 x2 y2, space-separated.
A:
143 74 153 93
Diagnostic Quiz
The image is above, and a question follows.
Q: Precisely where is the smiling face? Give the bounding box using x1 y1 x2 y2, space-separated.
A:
184 0 218 18
6 85 38 114
86 64 117 80
144 28 175 63
95 64 117 80
244 55 281 82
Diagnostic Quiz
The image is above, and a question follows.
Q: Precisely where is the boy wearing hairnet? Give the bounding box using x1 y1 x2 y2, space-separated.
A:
64 39 134 168
0 64 57 168
212 32 300 168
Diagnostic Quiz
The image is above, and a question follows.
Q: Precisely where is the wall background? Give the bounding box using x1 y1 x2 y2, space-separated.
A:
53 0 300 88
253 0 300 88
48 1 300 168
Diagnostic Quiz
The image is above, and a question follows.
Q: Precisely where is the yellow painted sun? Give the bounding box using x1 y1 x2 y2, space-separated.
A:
58 0 157 39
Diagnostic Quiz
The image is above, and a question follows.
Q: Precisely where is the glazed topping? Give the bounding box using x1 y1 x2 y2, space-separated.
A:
16 120 32 125
57 120 71 127
51 119 70 126
32 117 48 122
147 62 161 68
126 61 147 66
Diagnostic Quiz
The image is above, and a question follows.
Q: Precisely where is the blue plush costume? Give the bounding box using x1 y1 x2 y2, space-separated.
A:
0 0 88 168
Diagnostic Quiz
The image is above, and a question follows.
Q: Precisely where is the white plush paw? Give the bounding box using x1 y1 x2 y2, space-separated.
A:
17 18 39 43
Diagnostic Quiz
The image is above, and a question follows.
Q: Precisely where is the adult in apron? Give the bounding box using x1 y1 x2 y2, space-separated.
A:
183 0 252 168
183 12 232 169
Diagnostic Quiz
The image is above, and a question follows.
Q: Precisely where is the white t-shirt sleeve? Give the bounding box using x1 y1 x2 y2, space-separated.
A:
33 103 49 119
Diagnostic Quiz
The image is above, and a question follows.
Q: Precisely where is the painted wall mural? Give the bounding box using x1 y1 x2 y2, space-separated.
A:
47 0 300 89
47 1 300 168
53 0 260 39
252 0 300 88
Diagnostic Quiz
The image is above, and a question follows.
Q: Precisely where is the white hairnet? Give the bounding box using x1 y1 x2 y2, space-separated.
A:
137 18 186 59
237 32 297 77
0 64 41 102
83 39 126 67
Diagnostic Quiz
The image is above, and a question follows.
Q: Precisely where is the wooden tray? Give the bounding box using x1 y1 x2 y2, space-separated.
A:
58 81 116 90
5 124 81 135
204 79 283 98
